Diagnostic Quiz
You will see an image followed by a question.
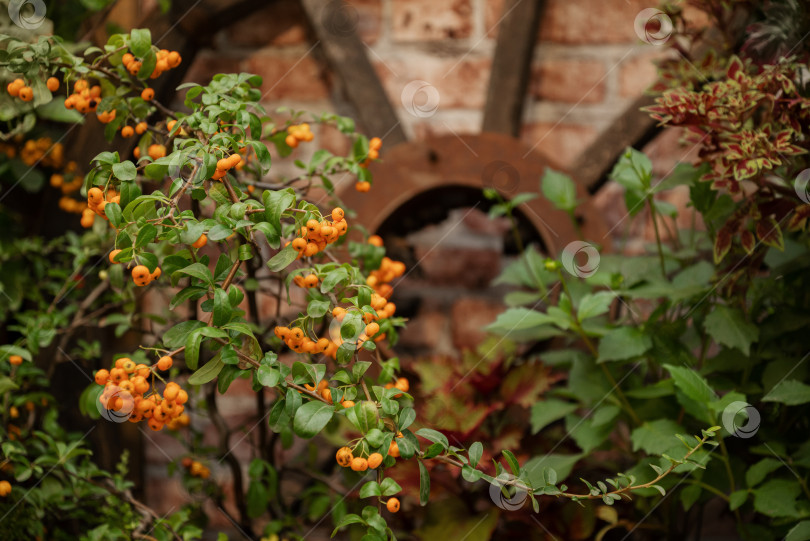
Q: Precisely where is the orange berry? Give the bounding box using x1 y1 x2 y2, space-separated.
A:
364 322 380 337
148 418 164 431
157 356 173 371
150 267 161 281
108 249 122 264
18 87 33 102
336 446 353 467
175 389 189 405
320 388 332 402
355 181 371 193
46 77 59 92
6 80 21 97
122 53 134 66
367 453 383 469
368 235 383 247
147 144 166 160
8 355 22 366
369 137 382 150
191 234 208 249
350 457 369 472
340 400 355 408
285 134 298 148
331 207 345 221
141 87 155 101
388 441 400 458
291 238 307 252
94 369 109 385
131 265 151 286
121 125 134 138
0 480 11 497
167 51 181 68
290 328 305 342
135 121 147 134
87 187 104 205
386 498 400 513
303 274 319 288
395 377 409 393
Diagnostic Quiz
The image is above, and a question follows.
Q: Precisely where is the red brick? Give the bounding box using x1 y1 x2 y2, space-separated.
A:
224 0 308 47
392 0 473 41
520 123 598 168
398 308 450 350
619 52 663 97
451 297 505 348
373 56 490 111
347 0 383 44
531 59 606 104
539 0 652 44
412 246 502 288
246 50 330 102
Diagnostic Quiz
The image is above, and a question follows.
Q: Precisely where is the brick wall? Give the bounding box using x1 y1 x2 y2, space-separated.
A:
183 0 672 168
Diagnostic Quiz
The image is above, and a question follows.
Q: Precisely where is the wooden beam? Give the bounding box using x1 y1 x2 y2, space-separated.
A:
570 94 661 193
300 0 407 146
481 0 543 137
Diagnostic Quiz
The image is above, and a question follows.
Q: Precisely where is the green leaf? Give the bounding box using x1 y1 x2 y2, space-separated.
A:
348 401 378 434
664 364 715 404
380 477 402 497
529 398 578 434
135 224 157 248
485 308 565 334
415 428 448 448
703 306 759 356
321 267 349 293
307 299 330 318
359 481 381 498
178 262 214 287
630 419 685 455
267 245 297 272
129 28 152 57
753 479 801 518
502 450 520 476
746 458 782 487
162 320 206 348
469 442 483 467
541 168 577 211
331 514 366 536
365 428 385 448
597 327 652 363
0 345 32 362
212 288 231 327
188 355 224 385
104 202 124 227
112 161 137 181
185 328 204 370
257 364 280 387
728 490 748 511
763 379 810 406
263 188 296 229
418 459 430 506
577 291 615 321
293 401 334 438
785 521 810 541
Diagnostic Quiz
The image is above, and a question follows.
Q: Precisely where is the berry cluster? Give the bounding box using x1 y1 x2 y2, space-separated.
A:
6 76 59 102
94 357 189 431
355 136 382 192
82 187 120 228
274 326 338 358
122 48 182 79
212 153 243 181
130 264 161 287
180 457 211 479
334 442 400 513
63 79 103 114
284 123 314 148
289 207 348 259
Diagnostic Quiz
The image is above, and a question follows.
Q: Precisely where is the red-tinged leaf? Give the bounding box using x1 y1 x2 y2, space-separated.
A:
740 230 755 254
727 56 745 82
714 227 732 263
756 217 784 250
500 363 558 408
788 205 810 231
